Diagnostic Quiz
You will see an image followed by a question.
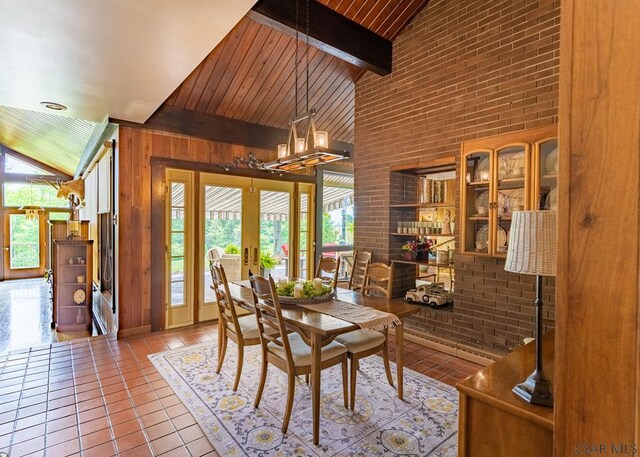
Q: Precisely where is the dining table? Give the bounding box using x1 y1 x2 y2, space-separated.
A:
227 281 421 445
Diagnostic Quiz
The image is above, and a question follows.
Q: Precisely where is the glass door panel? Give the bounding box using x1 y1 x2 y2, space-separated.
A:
462 150 492 254
202 185 244 319
166 170 194 329
495 143 530 257
298 191 310 279
258 190 291 278
169 184 186 309
535 139 558 210
10 214 40 269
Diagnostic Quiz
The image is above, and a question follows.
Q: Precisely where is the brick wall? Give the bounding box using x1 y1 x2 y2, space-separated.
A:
354 0 560 354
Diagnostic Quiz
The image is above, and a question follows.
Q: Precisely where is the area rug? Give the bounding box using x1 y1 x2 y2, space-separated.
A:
149 340 458 456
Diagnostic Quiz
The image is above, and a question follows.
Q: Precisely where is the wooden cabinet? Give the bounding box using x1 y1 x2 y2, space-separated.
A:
456 331 554 457
53 239 93 332
460 126 557 258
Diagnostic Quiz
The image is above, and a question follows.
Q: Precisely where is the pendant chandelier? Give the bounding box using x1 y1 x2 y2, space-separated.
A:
19 185 44 220
263 0 349 172
20 205 43 220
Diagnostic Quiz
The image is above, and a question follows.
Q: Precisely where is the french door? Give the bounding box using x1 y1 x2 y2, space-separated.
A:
165 169 314 328
198 173 314 320
3 210 45 279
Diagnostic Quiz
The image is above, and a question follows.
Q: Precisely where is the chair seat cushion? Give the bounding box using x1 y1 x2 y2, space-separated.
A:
267 333 347 367
335 329 386 353
229 315 277 340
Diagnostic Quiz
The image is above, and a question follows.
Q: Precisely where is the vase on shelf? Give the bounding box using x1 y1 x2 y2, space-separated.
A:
401 251 416 260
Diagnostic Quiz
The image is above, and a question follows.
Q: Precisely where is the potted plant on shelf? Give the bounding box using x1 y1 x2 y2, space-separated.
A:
416 237 434 260
401 240 418 260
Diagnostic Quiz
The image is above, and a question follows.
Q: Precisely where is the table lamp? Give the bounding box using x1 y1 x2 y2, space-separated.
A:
504 210 556 407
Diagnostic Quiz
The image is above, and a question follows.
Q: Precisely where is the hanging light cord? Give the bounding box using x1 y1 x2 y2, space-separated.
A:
294 0 299 118
306 0 310 114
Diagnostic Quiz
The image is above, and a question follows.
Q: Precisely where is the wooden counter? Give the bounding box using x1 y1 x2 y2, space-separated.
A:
456 331 554 457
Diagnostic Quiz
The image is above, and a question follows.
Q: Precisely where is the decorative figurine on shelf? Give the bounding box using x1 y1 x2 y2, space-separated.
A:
404 282 453 308
442 210 452 235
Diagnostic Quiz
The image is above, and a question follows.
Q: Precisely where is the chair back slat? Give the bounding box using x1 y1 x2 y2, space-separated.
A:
315 256 340 288
209 262 242 337
348 249 372 291
250 275 294 358
362 261 394 300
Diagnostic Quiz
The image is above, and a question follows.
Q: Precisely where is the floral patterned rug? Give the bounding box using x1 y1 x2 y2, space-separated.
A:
149 341 458 456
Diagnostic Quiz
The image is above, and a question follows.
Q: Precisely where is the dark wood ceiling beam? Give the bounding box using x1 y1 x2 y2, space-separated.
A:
112 105 353 154
248 0 392 75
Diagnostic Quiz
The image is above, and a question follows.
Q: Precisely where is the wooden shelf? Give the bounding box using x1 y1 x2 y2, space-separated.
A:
468 216 489 221
541 172 558 179
61 282 87 286
467 181 490 187
390 202 454 209
390 233 455 237
499 176 525 183
61 264 87 267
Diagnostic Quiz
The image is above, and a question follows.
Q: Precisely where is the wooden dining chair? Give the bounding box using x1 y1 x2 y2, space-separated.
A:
210 262 277 391
250 274 349 433
336 261 394 409
347 249 372 292
362 262 394 300
315 255 340 289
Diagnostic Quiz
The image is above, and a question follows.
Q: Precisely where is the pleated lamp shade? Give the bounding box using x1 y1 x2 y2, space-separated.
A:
505 211 557 277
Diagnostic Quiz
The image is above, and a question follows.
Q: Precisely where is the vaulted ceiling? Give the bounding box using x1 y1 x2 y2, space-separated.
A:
1 0 428 174
162 0 429 145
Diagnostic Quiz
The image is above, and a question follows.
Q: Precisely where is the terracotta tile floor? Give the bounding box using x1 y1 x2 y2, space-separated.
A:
0 323 483 456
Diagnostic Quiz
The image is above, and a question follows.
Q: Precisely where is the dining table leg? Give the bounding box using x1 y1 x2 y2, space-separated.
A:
311 331 322 445
396 322 404 400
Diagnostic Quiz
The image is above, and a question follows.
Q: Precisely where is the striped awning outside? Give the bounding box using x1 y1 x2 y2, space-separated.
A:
323 172 354 212
170 172 354 218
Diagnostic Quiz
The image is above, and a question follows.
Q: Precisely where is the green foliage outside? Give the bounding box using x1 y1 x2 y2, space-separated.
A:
9 215 39 269
224 243 240 254
4 183 69 208
260 250 277 270
204 219 241 252
322 211 354 246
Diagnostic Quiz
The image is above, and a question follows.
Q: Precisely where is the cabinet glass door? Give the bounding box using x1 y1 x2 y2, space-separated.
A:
462 150 492 254
494 143 530 257
534 139 558 210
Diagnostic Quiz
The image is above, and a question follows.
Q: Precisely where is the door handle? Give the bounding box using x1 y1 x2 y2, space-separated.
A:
243 247 249 266
3 247 8 251
253 247 259 266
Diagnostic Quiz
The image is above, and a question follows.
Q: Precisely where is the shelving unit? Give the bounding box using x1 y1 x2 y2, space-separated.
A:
460 125 558 258
53 239 93 332
389 158 456 295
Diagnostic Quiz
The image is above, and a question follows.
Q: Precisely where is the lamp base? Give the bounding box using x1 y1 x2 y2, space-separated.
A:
512 374 553 407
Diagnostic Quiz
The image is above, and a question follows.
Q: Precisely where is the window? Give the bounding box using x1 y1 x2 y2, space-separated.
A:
3 183 69 208
5 154 53 175
320 172 354 279
321 172 354 248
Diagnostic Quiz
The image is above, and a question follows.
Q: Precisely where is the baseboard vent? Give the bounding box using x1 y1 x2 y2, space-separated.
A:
390 328 498 366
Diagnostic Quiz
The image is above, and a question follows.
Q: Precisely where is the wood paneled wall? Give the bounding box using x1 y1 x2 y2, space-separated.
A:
555 0 640 453
117 127 275 334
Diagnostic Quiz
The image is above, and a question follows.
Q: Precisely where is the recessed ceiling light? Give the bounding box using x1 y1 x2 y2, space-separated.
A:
40 101 67 111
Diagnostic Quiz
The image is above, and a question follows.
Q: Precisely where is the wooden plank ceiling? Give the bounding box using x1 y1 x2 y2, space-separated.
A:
0 106 96 175
163 0 428 145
